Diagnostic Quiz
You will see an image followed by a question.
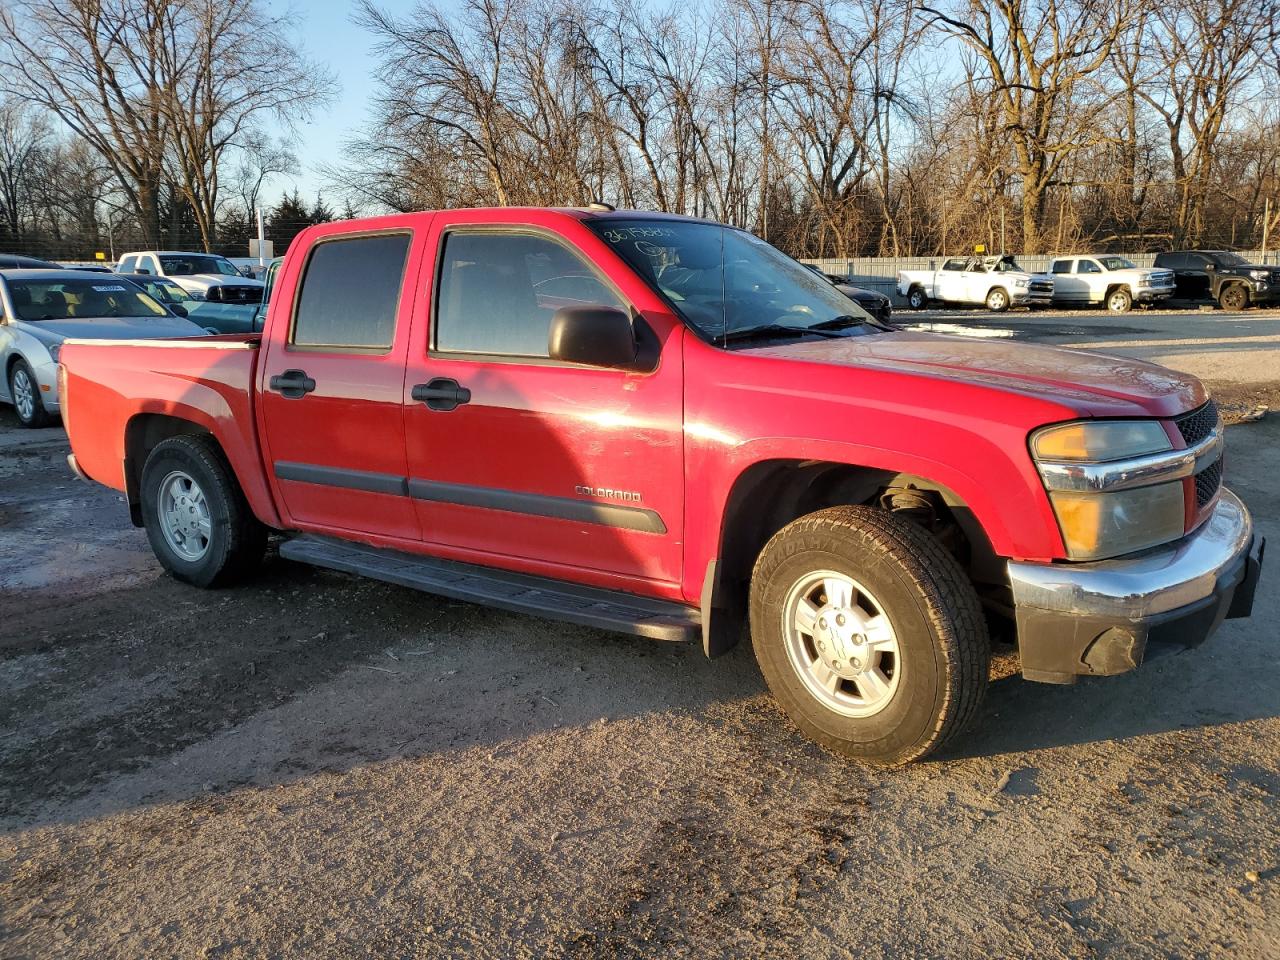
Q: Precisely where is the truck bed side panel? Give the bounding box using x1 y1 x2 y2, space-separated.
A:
59 339 281 528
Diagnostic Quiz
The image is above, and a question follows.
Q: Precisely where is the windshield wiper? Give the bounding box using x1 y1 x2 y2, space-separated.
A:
721 323 851 343
808 314 871 330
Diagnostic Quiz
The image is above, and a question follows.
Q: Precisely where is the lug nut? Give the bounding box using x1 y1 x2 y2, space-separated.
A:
836 614 846 626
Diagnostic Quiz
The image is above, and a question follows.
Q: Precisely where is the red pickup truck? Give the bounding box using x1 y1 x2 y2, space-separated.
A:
58 208 1263 763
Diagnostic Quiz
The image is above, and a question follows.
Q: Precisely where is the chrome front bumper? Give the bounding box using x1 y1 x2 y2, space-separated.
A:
1008 489 1262 682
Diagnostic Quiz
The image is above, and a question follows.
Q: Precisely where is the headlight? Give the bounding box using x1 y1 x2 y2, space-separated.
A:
1048 483 1185 560
1250 269 1268 280
1031 420 1172 462
1137 276 1152 287
1031 419 1189 560
1013 278 1028 288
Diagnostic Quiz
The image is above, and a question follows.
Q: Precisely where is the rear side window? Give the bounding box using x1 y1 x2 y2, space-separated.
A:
292 233 411 350
119 255 138 272
1154 253 1181 269
942 258 967 271
434 231 625 358
1051 259 1073 274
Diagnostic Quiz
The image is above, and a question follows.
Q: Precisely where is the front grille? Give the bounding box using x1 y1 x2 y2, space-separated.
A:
209 285 262 304
1030 280 1053 293
1195 458 1223 508
1174 400 1219 446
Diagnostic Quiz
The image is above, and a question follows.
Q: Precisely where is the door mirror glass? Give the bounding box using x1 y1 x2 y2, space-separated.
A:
548 306 637 368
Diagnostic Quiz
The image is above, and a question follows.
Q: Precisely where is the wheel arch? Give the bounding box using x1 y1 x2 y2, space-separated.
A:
700 458 1001 658
123 412 279 529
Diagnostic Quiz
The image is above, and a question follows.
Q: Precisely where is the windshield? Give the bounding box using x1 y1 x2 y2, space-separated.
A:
8 278 168 320
592 219 875 342
159 254 240 277
1209 252 1250 267
1099 257 1136 271
139 279 194 303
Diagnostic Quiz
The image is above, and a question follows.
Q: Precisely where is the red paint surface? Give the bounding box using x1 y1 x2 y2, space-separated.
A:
60 208 1212 608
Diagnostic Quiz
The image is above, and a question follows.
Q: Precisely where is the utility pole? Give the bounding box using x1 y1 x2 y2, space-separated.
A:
256 206 267 267
1262 197 1271 263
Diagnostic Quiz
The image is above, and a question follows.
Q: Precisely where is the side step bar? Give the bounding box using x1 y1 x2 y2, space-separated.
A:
279 534 701 642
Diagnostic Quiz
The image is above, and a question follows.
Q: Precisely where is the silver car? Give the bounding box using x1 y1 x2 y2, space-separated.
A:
0 270 207 427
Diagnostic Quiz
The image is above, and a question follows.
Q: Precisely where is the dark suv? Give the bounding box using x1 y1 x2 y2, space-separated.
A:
1152 250 1280 310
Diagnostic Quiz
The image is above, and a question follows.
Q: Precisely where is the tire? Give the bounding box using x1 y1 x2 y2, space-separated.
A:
907 286 928 310
1219 284 1248 311
8 359 54 428
749 506 989 765
140 434 267 587
1106 287 1132 313
985 287 1009 312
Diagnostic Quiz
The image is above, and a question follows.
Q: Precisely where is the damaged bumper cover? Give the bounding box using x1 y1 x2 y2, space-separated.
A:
1008 489 1263 684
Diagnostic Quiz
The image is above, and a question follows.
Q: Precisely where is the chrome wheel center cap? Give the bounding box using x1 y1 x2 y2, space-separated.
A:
814 605 871 678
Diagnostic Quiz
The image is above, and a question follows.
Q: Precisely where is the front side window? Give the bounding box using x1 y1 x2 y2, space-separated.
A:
1099 256 1136 271
8 278 168 320
291 233 411 350
435 231 626 357
159 254 241 277
593 219 880 343
1078 260 1102 274
1209 252 1250 267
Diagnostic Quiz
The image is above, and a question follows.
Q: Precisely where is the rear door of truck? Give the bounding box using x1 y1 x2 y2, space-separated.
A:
257 220 431 541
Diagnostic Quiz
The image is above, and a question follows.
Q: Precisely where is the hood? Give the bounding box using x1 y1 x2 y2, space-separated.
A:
21 314 207 342
173 274 264 290
745 330 1205 419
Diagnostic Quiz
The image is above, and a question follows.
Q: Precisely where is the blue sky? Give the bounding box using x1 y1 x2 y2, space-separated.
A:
268 0 422 204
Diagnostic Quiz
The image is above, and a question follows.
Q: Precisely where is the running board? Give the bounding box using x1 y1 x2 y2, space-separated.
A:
279 534 700 642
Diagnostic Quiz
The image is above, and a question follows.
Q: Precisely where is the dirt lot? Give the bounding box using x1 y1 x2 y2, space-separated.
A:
2 341 1279 956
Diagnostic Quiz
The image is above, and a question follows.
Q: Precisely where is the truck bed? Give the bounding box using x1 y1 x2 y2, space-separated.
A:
59 334 277 525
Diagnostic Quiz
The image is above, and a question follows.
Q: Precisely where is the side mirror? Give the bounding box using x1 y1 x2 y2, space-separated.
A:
237 266 253 278
548 306 637 368
170 304 188 318
1204 262 1216 271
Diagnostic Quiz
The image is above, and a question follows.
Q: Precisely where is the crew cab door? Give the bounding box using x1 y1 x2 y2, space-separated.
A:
934 258 970 302
401 213 685 588
258 225 428 541
1050 259 1082 301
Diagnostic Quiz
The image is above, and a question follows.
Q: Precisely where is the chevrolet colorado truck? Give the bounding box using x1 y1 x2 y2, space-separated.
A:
1153 250 1280 311
897 254 1054 311
1048 255 1175 312
58 209 1263 764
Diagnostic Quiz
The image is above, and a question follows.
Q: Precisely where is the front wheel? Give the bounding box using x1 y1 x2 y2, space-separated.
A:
8 359 54 428
140 435 267 587
1107 287 1133 313
985 287 1009 312
1219 284 1248 311
750 506 989 764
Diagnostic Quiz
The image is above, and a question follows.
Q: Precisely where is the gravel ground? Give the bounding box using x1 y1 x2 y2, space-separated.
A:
1 370 1278 957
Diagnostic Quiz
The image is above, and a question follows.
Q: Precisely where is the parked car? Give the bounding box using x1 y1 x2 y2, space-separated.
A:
114 272 261 335
0 270 206 427
1152 250 1280 311
59 209 1261 765
803 265 893 323
1049 255 1175 312
0 254 60 269
115 250 264 304
63 264 115 273
897 255 1054 311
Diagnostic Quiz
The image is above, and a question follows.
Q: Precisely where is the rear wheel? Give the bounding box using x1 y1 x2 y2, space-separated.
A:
1106 287 1133 313
8 359 54 428
985 287 1009 312
750 506 989 764
907 286 928 310
1219 284 1248 311
141 435 267 587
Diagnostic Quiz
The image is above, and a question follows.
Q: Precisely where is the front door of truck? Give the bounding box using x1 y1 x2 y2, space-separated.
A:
402 214 685 587
258 227 426 541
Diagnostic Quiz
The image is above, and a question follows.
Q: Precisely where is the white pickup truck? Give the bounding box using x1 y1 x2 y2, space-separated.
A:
115 250 265 304
897 255 1054 312
1048 255 1175 312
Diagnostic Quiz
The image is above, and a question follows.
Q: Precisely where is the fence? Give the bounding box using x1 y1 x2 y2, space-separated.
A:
802 250 1280 305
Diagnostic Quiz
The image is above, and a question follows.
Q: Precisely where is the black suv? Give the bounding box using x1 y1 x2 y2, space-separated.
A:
1152 250 1280 310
